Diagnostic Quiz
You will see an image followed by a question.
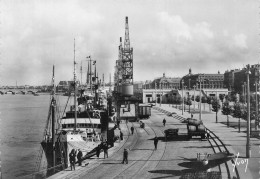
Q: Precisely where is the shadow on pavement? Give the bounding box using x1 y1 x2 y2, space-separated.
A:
183 145 212 149
148 135 189 142
131 148 154 151
149 169 221 179
178 157 232 170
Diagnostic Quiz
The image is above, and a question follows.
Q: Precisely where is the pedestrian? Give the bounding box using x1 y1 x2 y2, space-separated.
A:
103 140 108 158
122 148 128 164
120 131 123 141
163 118 166 126
131 126 134 135
77 149 83 166
96 145 100 158
154 136 159 150
191 113 193 119
117 120 120 128
69 149 77 170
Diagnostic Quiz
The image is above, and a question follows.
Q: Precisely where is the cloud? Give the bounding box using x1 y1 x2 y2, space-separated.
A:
233 33 248 49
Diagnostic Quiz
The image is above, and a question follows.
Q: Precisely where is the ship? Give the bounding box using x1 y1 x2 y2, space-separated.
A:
34 41 111 179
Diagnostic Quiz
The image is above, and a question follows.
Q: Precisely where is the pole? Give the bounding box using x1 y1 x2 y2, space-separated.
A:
199 77 202 121
242 84 244 103
90 57 92 94
246 65 251 158
244 82 246 103
155 82 157 106
256 82 258 130
182 80 184 115
193 85 196 111
80 61 82 86
51 97 56 173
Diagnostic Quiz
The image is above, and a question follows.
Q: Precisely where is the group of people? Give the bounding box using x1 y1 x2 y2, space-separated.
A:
69 149 83 170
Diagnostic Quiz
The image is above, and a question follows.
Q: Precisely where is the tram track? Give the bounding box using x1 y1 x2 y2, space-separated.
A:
111 122 158 178
153 106 240 179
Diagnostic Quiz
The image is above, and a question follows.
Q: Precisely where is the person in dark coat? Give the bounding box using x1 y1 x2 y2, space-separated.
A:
163 118 166 126
69 149 77 170
130 126 134 135
77 149 83 166
122 148 128 164
154 137 159 150
96 145 101 158
120 131 123 141
103 140 108 158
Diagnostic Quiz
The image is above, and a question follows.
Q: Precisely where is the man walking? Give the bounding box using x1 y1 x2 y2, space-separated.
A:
154 136 159 150
163 118 166 126
122 148 128 164
77 149 83 166
131 126 134 135
120 130 123 141
103 140 108 158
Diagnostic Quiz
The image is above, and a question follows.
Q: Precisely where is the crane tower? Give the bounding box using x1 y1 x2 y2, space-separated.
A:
114 16 133 96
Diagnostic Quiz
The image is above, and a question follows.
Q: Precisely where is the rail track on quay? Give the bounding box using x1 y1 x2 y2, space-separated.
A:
153 106 240 179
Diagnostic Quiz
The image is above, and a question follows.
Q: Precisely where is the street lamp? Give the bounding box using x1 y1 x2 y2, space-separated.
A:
254 82 259 130
155 82 157 106
182 80 184 115
246 64 251 158
193 85 196 111
198 75 204 121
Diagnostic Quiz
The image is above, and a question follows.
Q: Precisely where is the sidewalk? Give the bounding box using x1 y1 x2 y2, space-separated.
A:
156 104 259 179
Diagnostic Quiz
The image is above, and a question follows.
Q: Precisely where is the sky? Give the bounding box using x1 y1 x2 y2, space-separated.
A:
0 0 259 86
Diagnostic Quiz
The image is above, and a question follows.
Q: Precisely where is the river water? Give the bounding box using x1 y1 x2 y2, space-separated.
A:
0 94 69 179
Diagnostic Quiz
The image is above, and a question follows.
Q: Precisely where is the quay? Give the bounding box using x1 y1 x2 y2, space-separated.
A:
48 103 259 179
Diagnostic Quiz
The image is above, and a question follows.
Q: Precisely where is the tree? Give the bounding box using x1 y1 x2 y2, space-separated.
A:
231 94 238 102
186 96 192 113
222 101 232 127
233 102 244 133
175 95 182 109
201 96 207 110
212 97 221 123
225 94 231 102
219 94 225 106
239 94 245 104
207 97 212 112
195 95 200 108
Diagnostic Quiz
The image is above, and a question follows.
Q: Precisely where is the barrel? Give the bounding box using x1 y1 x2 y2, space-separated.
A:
188 125 196 132
197 124 205 132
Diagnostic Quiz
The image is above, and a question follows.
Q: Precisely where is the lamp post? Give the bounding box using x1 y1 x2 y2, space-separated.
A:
242 84 244 103
255 82 259 130
244 82 246 103
193 85 196 111
155 82 157 106
182 80 184 115
246 64 251 158
198 75 204 121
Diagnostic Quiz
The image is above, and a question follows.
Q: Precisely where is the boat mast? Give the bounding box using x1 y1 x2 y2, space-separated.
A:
74 39 77 131
51 65 56 173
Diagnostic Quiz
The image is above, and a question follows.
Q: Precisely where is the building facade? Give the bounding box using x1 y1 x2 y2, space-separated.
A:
144 73 181 90
224 64 260 93
181 69 224 90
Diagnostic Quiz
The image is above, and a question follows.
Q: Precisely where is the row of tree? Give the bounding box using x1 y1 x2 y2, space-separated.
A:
171 94 259 132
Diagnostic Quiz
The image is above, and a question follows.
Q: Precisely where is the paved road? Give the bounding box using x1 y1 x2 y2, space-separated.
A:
50 108 222 179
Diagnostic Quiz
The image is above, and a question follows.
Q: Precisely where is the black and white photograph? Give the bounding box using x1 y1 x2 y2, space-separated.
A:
0 0 259 178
